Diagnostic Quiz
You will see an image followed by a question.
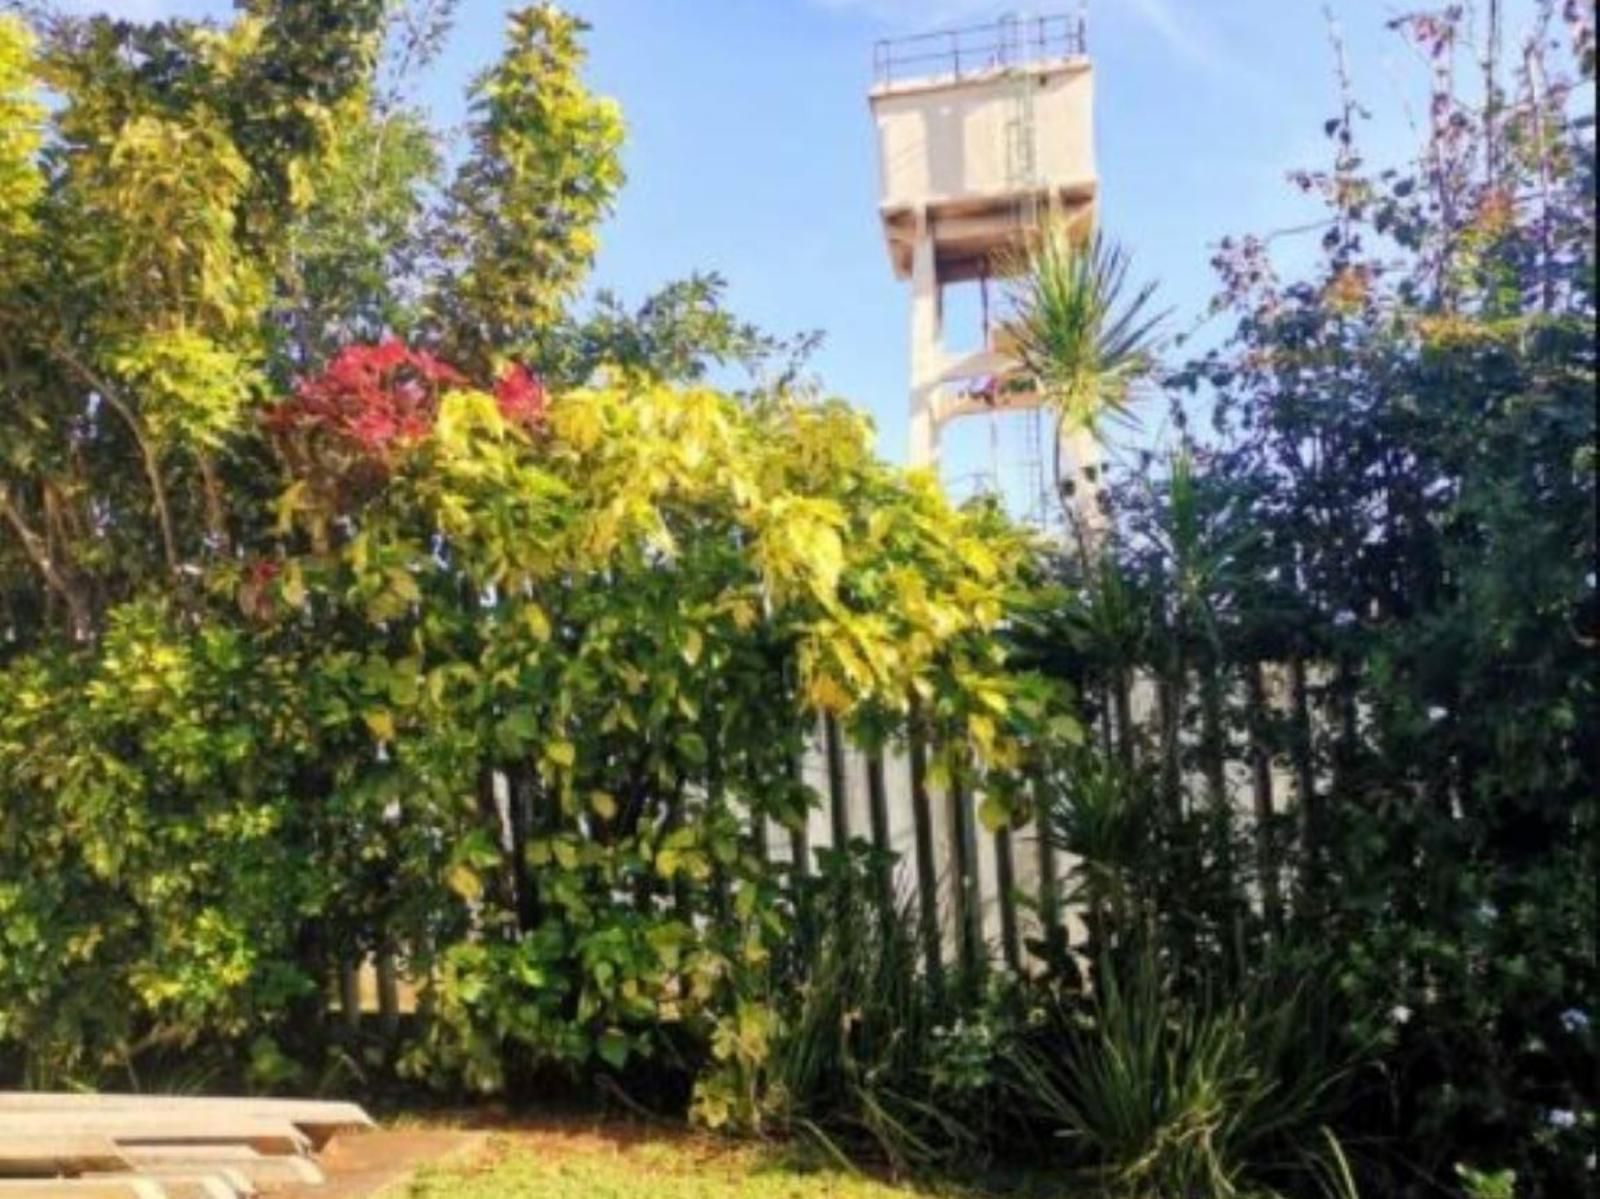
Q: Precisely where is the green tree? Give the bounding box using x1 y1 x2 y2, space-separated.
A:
436 3 624 373
0 2 787 652
1028 5 1596 1194
0 3 1054 1109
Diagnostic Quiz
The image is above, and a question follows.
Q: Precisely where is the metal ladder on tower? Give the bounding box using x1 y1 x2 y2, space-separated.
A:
1000 13 1054 529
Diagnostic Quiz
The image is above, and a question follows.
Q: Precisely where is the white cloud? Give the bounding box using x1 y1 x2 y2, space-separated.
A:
1124 0 1231 75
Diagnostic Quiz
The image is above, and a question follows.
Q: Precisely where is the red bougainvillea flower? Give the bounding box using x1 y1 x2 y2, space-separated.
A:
245 559 281 586
266 340 467 458
494 363 548 428
237 557 283 621
361 338 411 371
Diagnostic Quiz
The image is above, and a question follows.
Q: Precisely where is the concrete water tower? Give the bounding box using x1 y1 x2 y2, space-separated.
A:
869 12 1098 519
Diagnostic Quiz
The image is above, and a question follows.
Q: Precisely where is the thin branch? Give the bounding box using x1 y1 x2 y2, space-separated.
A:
197 451 231 555
0 483 93 639
48 340 181 577
1524 34 1560 311
1484 0 1504 184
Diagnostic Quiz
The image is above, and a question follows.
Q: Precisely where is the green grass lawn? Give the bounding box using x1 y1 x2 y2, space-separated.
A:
402 1130 1068 1198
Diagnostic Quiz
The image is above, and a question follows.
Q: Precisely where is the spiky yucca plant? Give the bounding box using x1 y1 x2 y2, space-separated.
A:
1001 222 1167 437
1006 948 1364 1199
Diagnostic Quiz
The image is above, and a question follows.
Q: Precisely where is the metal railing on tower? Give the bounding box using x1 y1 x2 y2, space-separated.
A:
872 13 1086 88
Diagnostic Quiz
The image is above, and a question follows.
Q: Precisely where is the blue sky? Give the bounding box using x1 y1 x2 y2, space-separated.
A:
64 1 1529 478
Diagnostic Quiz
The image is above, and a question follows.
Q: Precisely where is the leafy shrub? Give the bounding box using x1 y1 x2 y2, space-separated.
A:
0 1 1053 1105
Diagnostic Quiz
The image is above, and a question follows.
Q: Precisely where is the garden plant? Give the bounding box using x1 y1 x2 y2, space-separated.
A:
0 3 1593 1198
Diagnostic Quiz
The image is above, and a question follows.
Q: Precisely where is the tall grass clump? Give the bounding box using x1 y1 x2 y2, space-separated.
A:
1007 945 1366 1199
764 857 1025 1176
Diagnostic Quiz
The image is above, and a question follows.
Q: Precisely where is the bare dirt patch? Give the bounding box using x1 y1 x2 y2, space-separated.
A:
280 1128 488 1199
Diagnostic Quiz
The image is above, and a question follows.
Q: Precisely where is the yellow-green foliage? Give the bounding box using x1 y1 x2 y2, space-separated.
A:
0 16 42 254
444 5 626 364
276 374 1053 1094
0 364 1063 1090
93 111 265 332
111 330 263 450
0 1 1065 1110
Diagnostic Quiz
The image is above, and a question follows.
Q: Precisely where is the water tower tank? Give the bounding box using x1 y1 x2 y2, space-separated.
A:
870 15 1096 282
868 15 1098 475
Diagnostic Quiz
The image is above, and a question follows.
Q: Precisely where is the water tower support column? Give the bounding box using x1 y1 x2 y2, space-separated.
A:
907 207 942 471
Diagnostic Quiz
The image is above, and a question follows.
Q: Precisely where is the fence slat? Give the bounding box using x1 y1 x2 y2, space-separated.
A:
376 946 400 1038
786 746 810 881
708 732 732 921
1097 682 1117 758
338 959 360 1031
1033 770 1066 966
1156 672 1183 815
1200 658 1229 810
785 744 813 949
1289 653 1320 893
907 716 943 993
751 807 769 864
866 750 894 925
948 766 985 988
824 715 850 849
993 823 1022 973
1200 656 1234 907
508 766 537 932
1113 668 1136 766
1247 661 1283 934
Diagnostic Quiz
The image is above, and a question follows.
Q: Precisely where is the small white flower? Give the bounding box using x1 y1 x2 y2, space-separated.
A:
1548 1108 1577 1129
1560 1008 1590 1033
1390 1004 1413 1025
1477 901 1498 922
1427 705 1448 721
